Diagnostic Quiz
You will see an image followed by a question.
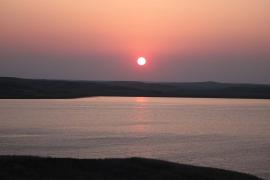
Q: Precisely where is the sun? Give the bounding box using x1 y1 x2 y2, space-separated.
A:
137 57 147 66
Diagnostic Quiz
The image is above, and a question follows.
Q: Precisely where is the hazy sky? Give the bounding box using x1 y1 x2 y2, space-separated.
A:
1 0 270 83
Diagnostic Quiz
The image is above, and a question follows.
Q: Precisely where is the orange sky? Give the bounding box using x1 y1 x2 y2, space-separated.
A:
0 0 270 82
1 0 269 55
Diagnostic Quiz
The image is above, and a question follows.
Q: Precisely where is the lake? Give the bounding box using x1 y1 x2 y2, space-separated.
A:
0 97 269 179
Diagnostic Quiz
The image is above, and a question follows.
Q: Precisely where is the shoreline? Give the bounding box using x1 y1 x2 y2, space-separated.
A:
1 95 270 100
0 156 262 180
1 77 270 99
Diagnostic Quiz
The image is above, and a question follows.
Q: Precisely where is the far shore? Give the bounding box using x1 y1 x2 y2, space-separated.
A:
0 156 262 180
1 77 270 99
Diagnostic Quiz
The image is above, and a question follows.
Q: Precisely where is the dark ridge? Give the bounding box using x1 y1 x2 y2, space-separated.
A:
0 156 262 180
1 77 270 99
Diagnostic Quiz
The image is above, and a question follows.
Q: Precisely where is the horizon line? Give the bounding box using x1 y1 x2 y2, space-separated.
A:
1 76 270 86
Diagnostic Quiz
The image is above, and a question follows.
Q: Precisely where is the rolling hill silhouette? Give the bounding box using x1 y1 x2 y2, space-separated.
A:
1 77 270 99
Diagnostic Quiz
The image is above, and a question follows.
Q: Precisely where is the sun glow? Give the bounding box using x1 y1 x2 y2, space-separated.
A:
137 57 146 66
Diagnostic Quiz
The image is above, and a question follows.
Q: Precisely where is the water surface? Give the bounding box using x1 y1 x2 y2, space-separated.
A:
0 97 269 179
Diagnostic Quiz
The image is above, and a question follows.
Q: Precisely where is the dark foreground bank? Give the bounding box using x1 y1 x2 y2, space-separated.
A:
0 156 262 180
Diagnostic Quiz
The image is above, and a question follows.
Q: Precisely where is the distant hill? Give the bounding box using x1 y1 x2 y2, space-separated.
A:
0 77 270 99
0 156 262 180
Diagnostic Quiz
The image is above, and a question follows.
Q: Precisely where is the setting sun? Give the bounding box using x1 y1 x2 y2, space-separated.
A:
137 57 147 66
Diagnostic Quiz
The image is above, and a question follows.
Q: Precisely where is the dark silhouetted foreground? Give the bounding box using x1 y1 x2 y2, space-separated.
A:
0 156 262 180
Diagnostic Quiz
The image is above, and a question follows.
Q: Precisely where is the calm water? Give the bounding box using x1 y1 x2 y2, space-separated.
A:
0 97 270 179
